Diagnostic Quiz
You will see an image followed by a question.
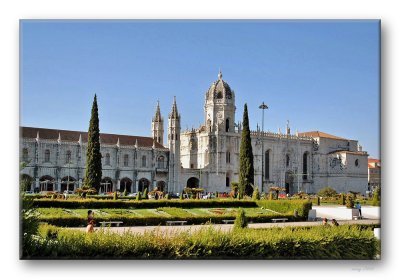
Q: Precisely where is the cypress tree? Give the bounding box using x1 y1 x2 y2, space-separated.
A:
239 103 254 196
84 95 102 190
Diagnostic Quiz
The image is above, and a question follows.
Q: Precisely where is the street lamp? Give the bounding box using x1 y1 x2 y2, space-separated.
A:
258 102 268 192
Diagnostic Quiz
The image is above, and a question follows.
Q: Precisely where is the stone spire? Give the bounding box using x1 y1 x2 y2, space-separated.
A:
57 132 61 143
135 139 138 148
218 68 223 80
78 134 82 145
169 96 180 119
152 140 156 149
153 100 162 122
116 137 120 148
36 131 40 142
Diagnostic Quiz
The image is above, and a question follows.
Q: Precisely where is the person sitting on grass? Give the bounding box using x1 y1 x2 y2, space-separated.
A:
331 219 339 226
322 218 328 225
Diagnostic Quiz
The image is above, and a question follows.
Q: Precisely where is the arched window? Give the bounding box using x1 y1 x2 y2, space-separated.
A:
105 153 110 165
265 150 270 180
44 149 50 162
303 152 308 180
355 159 359 167
157 156 165 168
142 155 147 167
286 154 290 167
216 91 223 99
226 151 231 164
66 150 72 164
123 154 129 167
225 118 230 132
22 148 28 162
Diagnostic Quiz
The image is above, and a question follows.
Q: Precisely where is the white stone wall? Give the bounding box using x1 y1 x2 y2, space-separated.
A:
20 137 169 193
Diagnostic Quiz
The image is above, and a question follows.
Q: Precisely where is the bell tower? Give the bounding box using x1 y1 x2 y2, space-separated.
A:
204 70 236 134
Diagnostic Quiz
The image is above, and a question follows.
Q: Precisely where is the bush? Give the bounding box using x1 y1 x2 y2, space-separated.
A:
346 194 354 208
143 188 148 199
113 192 118 200
317 187 337 197
123 188 127 197
252 187 260 200
23 225 378 259
234 208 248 229
372 187 380 206
136 192 142 201
339 193 345 206
180 192 183 200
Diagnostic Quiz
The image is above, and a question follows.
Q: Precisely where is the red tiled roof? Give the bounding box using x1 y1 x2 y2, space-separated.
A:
368 158 380 163
298 131 347 140
20 126 167 149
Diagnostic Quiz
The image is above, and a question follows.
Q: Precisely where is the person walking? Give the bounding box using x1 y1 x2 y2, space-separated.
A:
355 201 362 217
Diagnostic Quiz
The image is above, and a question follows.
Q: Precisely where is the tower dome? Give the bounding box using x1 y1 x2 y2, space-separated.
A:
206 70 234 100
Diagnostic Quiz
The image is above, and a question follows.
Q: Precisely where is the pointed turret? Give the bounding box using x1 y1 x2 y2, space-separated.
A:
169 96 180 120
36 131 40 142
286 120 291 135
78 134 82 145
116 137 120 148
168 96 181 194
57 132 61 144
135 139 138 148
152 100 164 145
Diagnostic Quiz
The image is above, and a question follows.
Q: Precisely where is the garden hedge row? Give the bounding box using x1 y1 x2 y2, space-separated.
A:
29 199 259 209
38 213 298 227
23 225 379 259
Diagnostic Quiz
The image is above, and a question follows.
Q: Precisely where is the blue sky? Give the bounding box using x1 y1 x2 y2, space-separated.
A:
20 20 380 158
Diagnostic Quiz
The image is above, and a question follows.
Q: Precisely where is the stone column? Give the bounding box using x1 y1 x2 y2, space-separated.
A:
117 179 121 191
35 178 39 190
135 180 139 193
57 178 61 192
78 179 82 188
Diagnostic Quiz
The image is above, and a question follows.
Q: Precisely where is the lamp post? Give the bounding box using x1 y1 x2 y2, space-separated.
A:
258 102 268 192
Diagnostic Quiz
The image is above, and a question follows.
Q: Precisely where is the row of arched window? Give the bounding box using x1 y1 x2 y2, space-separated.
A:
21 148 166 168
264 151 310 181
103 153 165 168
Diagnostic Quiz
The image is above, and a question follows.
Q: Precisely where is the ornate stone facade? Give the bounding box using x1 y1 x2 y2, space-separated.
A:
20 71 369 195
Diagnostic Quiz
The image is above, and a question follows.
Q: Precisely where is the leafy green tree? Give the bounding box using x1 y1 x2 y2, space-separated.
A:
234 208 248 229
84 95 102 190
239 103 254 196
317 187 337 197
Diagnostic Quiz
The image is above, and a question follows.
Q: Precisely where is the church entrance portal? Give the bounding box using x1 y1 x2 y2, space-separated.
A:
186 177 199 188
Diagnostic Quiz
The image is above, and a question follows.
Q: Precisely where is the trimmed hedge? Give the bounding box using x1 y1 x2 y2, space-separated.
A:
256 200 312 218
29 199 259 209
38 213 297 227
24 225 378 259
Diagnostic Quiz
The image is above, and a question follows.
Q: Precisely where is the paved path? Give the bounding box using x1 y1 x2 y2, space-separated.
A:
70 219 380 235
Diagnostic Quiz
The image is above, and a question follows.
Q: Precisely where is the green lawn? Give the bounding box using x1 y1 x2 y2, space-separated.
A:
37 207 279 219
